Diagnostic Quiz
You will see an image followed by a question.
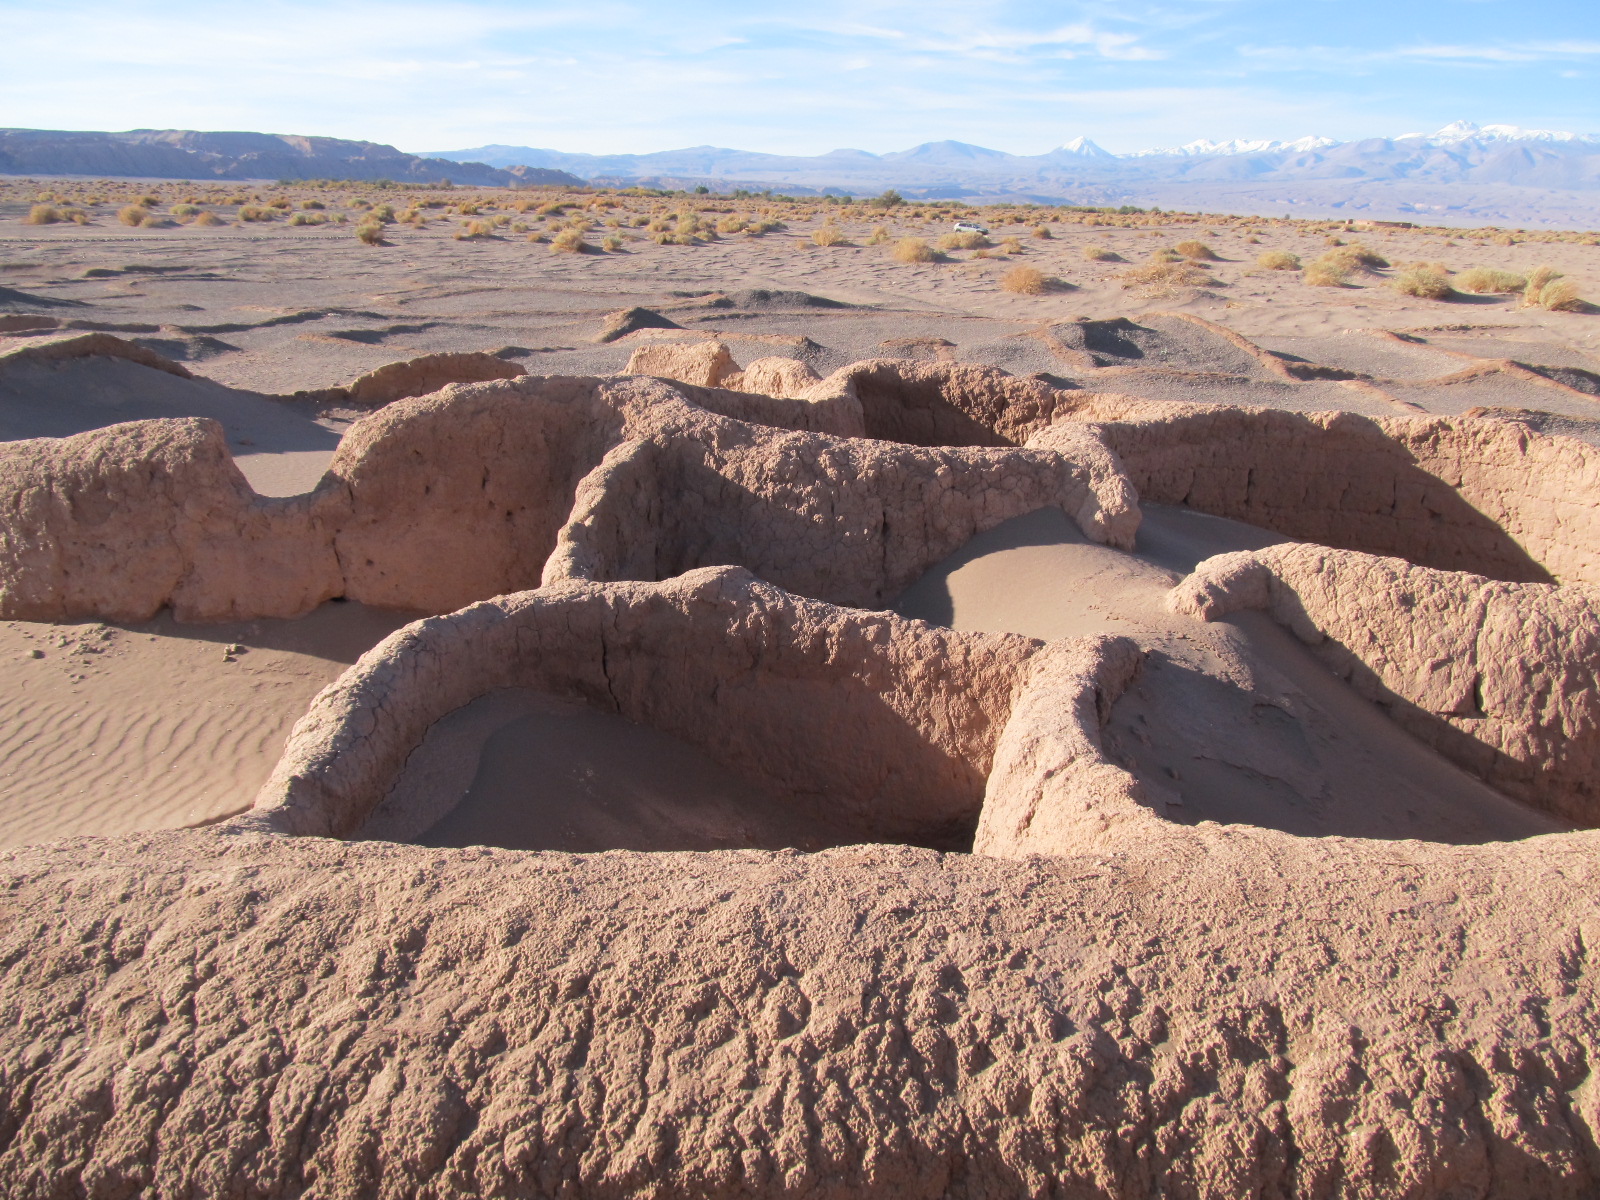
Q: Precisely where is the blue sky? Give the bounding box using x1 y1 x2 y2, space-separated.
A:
2 0 1596 154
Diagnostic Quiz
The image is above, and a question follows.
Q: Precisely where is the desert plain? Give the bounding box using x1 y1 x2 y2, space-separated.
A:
0 179 1598 1196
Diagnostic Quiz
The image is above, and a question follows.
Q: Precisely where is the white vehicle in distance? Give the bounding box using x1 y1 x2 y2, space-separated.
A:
952 220 989 234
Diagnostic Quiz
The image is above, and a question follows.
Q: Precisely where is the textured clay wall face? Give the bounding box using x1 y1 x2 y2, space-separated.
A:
1073 398 1600 585
1171 544 1600 825
328 377 624 613
250 569 1039 848
0 418 342 622
819 360 1077 448
543 426 1138 609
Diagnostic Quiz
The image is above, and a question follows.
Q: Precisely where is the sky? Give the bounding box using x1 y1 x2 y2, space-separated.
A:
2 0 1597 156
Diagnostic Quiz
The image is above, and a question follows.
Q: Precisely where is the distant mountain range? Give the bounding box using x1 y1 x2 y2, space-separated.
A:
2 122 1595 225
426 122 1600 225
0 128 584 187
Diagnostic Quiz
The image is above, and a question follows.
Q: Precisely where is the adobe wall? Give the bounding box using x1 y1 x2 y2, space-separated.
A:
246 568 1041 848
1067 397 1600 585
542 425 1139 609
1171 544 1600 824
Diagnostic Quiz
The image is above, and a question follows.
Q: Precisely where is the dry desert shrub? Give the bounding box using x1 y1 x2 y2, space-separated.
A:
24 204 61 225
893 237 937 263
936 231 989 251
1120 259 1215 293
1257 250 1301 270
999 237 1023 254
1492 232 1517 246
1000 266 1048 294
1524 264 1562 295
371 204 396 223
550 228 589 254
866 225 891 245
812 225 848 247
1456 267 1526 294
1032 225 1052 239
1522 268 1585 311
117 204 148 226
267 197 292 211
602 234 624 252
1533 280 1585 311
237 205 275 222
1174 239 1218 260
301 199 325 210
1322 243 1389 273
1082 244 1117 262
192 211 224 226
1392 266 1456 300
355 221 385 246
454 220 494 240
170 203 200 220
1303 261 1351 287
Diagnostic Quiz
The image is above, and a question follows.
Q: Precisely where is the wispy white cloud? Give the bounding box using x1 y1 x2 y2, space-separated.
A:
0 0 1593 155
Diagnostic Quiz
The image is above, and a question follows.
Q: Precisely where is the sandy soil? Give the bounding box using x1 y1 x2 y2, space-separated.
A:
0 192 1595 438
0 601 413 845
894 504 1567 844
0 190 1595 847
359 688 860 853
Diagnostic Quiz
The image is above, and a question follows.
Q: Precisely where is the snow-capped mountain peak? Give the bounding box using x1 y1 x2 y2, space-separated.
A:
1053 136 1115 158
1402 120 1599 146
1128 134 1338 158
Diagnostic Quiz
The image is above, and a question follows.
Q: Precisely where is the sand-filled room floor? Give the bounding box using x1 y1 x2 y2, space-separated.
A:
2 184 1600 1198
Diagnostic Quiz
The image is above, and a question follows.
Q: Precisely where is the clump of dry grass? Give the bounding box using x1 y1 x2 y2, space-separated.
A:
301 199 325 211
1522 266 1585 311
1032 225 1052 239
24 204 62 225
1455 267 1526 294
1303 261 1351 287
117 204 149 226
1321 243 1389 273
1257 250 1301 270
454 220 495 240
1492 232 1517 246
893 237 937 263
1392 266 1456 300
1000 266 1048 294
170 203 200 220
550 228 589 254
355 221 385 246
1174 239 1217 260
999 237 1023 255
237 205 275 222
866 225 891 245
1120 259 1216 294
602 234 624 252
936 230 988 251
812 224 848 247
192 211 224 227
1082 244 1117 262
